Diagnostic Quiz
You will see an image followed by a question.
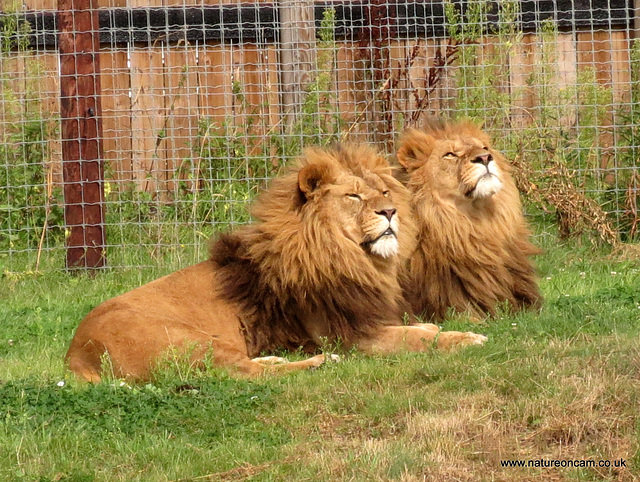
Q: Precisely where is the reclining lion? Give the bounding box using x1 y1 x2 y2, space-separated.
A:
66 144 487 382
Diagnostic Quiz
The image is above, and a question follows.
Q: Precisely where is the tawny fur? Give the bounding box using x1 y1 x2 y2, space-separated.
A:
396 120 542 321
66 144 487 382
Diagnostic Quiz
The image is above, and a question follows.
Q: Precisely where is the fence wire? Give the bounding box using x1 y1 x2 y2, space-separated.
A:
0 0 638 271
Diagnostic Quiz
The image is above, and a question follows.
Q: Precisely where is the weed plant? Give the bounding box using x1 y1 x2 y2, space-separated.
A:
0 5 63 253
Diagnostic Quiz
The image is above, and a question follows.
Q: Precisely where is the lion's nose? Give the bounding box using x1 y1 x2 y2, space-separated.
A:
473 153 493 166
376 208 396 221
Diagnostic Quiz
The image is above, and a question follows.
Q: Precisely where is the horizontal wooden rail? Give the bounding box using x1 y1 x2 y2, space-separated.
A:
0 0 632 49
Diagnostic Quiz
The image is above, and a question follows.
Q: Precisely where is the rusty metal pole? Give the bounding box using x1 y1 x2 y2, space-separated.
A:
58 0 106 270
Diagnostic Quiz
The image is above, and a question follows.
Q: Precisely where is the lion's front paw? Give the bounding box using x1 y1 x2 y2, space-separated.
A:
465 332 488 345
436 331 488 350
308 353 341 370
325 353 341 363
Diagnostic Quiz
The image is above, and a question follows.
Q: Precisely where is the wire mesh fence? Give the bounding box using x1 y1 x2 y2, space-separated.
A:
0 0 638 272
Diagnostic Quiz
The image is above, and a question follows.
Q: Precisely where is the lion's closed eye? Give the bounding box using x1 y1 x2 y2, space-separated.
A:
346 193 362 201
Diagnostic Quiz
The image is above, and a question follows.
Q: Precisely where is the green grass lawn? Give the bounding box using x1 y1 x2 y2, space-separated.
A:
0 229 639 481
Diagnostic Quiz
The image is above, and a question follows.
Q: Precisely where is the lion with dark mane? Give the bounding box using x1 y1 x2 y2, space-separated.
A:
396 120 542 321
66 144 486 382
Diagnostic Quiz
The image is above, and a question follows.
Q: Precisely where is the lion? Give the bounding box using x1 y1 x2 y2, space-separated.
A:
66 144 487 382
395 120 542 321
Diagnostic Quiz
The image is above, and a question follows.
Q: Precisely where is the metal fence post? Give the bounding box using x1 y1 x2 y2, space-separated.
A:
57 0 106 270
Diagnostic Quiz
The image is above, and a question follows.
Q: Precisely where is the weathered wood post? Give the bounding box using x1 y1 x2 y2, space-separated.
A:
58 0 106 270
277 0 317 130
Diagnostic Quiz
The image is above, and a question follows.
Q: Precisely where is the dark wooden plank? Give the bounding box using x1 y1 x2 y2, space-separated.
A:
58 0 106 270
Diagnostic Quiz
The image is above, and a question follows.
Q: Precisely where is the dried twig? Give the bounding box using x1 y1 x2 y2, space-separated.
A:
408 41 461 126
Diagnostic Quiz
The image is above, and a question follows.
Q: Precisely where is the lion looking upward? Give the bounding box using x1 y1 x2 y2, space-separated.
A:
396 120 542 321
66 144 487 382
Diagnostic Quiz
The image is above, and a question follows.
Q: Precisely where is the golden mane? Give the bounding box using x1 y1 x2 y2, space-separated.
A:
211 144 418 356
396 120 542 320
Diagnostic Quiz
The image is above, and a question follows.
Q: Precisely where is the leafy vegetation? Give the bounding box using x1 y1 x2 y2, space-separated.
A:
0 5 63 252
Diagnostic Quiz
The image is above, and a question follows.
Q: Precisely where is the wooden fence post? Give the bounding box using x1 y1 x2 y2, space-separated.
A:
58 0 106 270
277 0 317 130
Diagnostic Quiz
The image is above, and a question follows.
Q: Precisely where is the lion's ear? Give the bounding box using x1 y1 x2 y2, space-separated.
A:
396 129 436 171
298 163 334 196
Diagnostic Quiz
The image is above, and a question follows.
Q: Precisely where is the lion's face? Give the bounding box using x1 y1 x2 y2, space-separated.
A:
397 122 506 202
299 164 400 259
440 139 503 200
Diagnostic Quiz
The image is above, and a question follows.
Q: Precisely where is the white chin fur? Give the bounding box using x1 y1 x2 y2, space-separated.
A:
472 175 503 199
370 236 399 258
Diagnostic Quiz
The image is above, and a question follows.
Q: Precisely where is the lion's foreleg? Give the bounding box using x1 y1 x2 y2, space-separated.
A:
235 354 340 377
355 325 487 355
251 356 290 365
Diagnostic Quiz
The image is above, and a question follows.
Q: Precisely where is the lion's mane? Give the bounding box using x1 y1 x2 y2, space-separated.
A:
212 144 417 356
396 120 542 320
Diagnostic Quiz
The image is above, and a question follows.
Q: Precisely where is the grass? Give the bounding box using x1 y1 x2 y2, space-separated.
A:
0 225 639 481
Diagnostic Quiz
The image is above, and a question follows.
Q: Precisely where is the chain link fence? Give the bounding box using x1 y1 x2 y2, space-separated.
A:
0 0 638 271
